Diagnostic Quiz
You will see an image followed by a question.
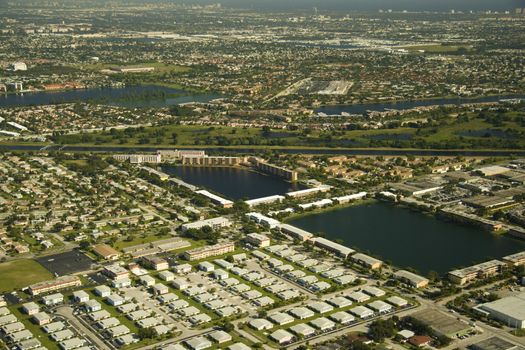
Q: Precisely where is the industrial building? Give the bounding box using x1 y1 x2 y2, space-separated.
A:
470 337 525 350
478 293 525 329
412 309 473 338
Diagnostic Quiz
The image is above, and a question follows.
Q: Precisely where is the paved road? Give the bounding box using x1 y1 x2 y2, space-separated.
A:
55 306 112 350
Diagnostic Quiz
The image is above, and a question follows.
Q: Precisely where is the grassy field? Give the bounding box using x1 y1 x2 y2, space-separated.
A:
0 259 53 293
9 304 60 350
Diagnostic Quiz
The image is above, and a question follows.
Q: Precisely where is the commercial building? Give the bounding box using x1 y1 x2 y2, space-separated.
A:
183 242 235 261
478 293 525 328
93 244 120 261
28 275 81 296
393 270 429 288
313 237 355 259
449 260 507 285
181 217 232 232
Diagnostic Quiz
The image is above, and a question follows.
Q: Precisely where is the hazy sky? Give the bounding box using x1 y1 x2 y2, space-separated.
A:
183 0 525 11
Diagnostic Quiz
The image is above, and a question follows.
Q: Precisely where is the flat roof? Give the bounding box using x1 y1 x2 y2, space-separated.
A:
480 293 525 322
412 309 472 336
470 337 525 350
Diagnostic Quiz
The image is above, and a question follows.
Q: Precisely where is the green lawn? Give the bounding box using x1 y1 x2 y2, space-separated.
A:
9 305 60 350
0 259 53 293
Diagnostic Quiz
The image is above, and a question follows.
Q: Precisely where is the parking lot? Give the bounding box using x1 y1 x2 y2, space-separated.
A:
36 250 95 276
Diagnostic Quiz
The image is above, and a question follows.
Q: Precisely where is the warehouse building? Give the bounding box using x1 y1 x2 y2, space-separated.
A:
478 293 525 329
470 337 525 350
412 309 473 338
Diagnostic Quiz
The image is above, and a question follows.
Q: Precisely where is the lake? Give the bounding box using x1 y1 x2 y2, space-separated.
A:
0 85 222 108
287 202 525 275
4 145 525 158
315 95 525 115
161 165 305 200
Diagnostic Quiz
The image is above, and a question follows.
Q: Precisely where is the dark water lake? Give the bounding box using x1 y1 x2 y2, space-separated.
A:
161 165 306 200
4 145 525 158
0 85 221 108
288 202 525 275
315 95 525 115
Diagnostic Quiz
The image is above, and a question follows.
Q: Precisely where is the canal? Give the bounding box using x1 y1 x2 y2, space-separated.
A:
287 202 525 275
315 95 525 115
0 85 221 108
161 165 305 200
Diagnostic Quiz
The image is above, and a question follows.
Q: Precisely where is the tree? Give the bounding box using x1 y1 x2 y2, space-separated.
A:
138 327 156 339
221 321 234 332
368 318 397 342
